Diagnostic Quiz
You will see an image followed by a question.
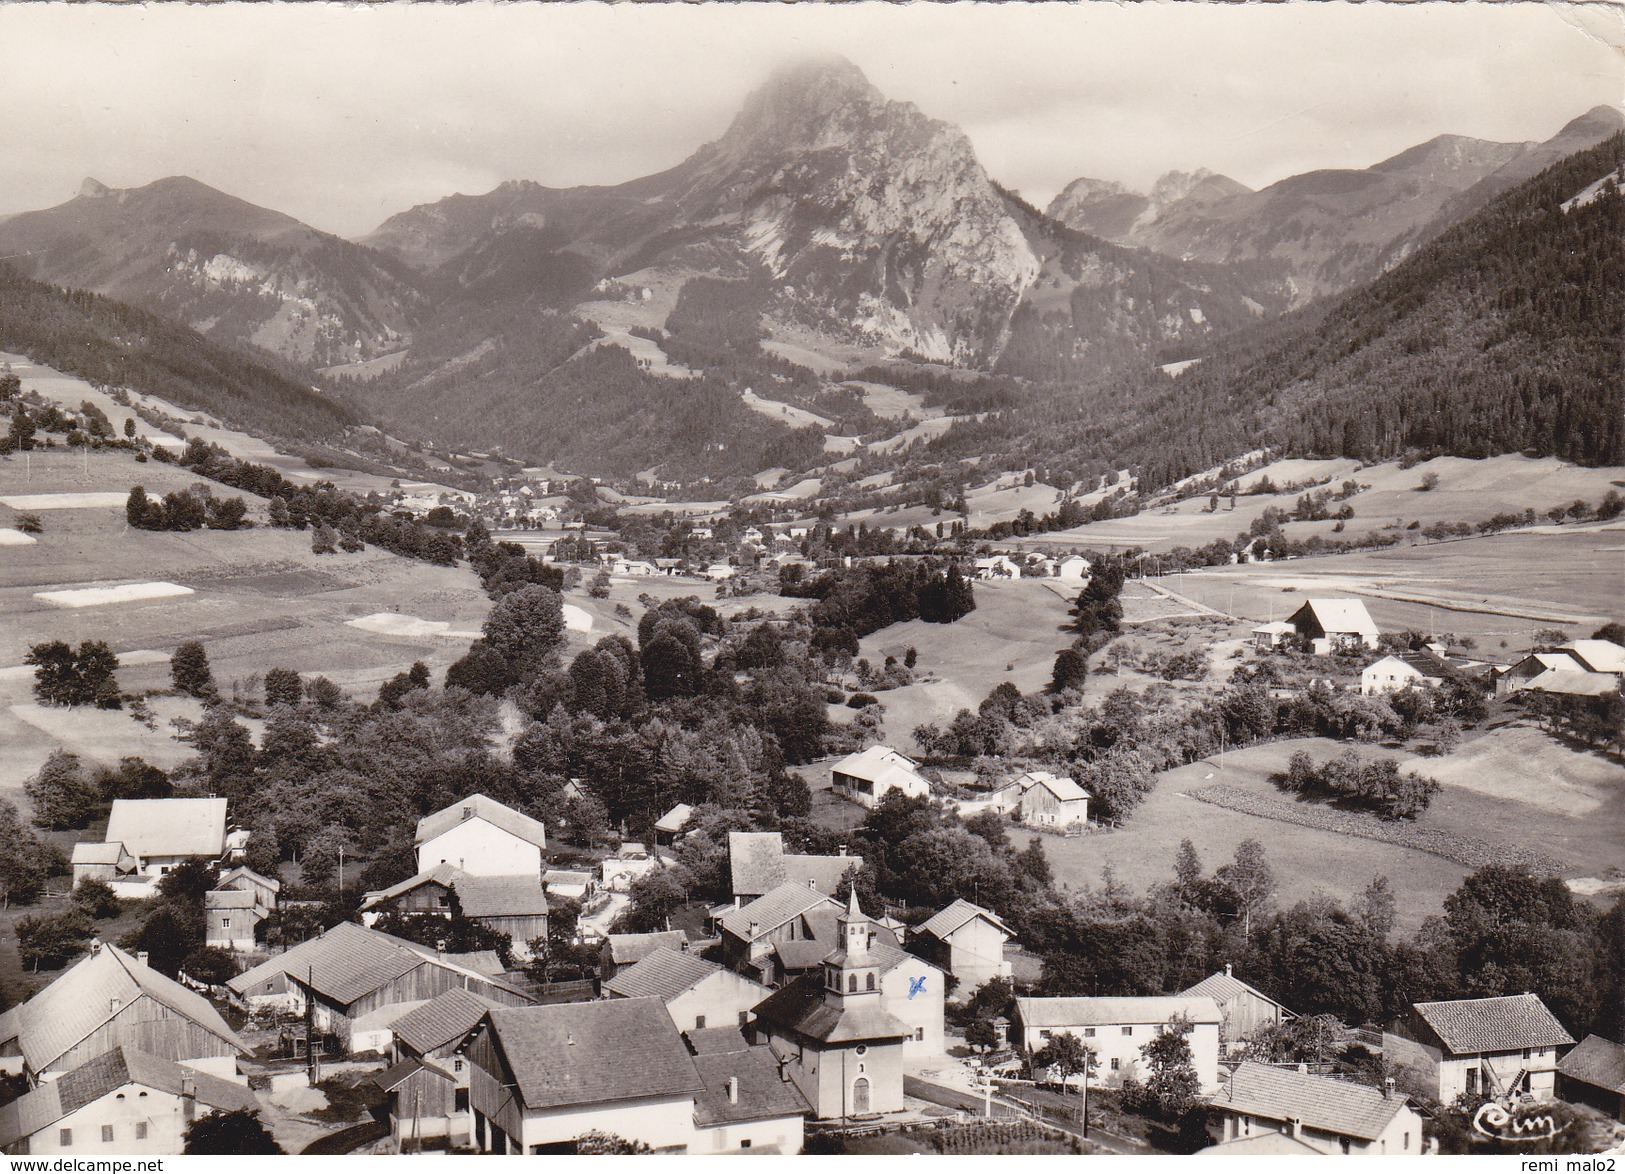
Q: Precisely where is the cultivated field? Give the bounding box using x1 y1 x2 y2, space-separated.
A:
1036 453 1624 555
1036 728 1625 933
0 446 493 808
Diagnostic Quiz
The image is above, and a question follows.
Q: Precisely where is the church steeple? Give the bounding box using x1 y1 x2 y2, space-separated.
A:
824 890 881 1001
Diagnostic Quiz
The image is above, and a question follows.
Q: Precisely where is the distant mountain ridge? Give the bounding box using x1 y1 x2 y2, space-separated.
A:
0 176 425 367
1045 106 1625 304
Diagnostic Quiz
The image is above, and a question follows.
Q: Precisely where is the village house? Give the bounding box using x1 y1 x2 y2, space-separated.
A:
1404 993 1574 1103
749 894 911 1120
727 831 862 905
378 987 507 1151
359 864 549 961
685 1028 813 1154
69 842 137 889
224 921 531 1052
604 948 772 1034
82 798 233 894
909 899 1013 993
0 943 247 1083
654 803 694 846
1288 599 1381 655
1361 649 1454 696
1556 1035 1625 1121
1057 555 1090 583
1206 1062 1425 1156
990 770 1090 830
600 931 689 983
216 865 281 910
415 794 547 877
1496 650 1589 695
829 745 931 809
1179 966 1293 1052
464 999 716 1152
1560 638 1625 680
600 841 665 894
973 555 1023 580
1249 620 1296 650
542 869 595 902
0 1046 259 1157
718 883 943 1060
1011 996 1223 1090
204 888 265 951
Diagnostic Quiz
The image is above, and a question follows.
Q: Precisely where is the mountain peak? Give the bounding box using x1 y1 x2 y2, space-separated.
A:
79 177 111 199
1558 104 1625 139
717 55 889 159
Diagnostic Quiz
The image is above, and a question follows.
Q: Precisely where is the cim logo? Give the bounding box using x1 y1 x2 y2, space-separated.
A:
908 976 927 999
1471 1101 1566 1143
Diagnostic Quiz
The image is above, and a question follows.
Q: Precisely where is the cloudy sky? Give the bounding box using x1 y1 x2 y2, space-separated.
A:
1 2 1619 238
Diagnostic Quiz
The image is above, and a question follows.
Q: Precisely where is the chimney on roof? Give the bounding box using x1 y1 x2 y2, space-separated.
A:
749 921 761 938
807 878 816 889
1383 1077 1395 1100
136 951 150 967
838 845 848 857
1285 1117 1301 1138
727 1076 739 1104
181 1074 195 1100
1224 962 1233 978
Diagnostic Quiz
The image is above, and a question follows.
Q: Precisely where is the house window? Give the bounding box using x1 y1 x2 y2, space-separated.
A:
136 1123 148 1141
738 1011 749 1026
1403 1132 1410 1151
848 975 858 993
60 1129 73 1146
866 974 876 991
1340 1139 1351 1155
1465 1069 1479 1097
916 1027 925 1042
455 1089 470 1113
1083 1028 1095 1038
453 1059 463 1073
222 918 231 929
740 1140 752 1149
103 1125 115 1143
696 1015 707 1030
1121 1026 1133 1036
1110 1058 1120 1071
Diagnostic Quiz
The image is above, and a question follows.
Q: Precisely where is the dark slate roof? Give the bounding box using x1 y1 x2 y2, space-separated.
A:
603 948 725 1002
751 975 911 1045
718 881 840 940
0 1046 255 1149
691 1046 813 1126
416 793 547 851
360 865 548 919
1213 1062 1409 1142
1557 1034 1625 1094
392 987 508 1056
686 1026 753 1056
773 940 830 971
1394 649 1454 677
1412 994 1574 1056
603 931 687 965
484 998 704 1110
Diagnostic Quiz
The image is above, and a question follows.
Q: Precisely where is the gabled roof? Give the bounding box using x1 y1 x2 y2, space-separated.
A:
1376 649 1453 678
71 841 132 866
772 939 830 971
1014 996 1222 1029
219 865 282 894
1250 621 1296 636
415 793 547 851
718 881 841 940
205 889 260 910
1291 599 1379 637
1518 651 1587 674
392 987 508 1056
440 950 506 978
1180 970 1291 1014
1213 1062 1410 1142
829 745 927 788
604 948 738 1002
1562 639 1625 674
1557 1034 1625 1095
691 1045 813 1126
655 803 694 834
1023 771 1089 803
0 1046 257 1149
360 865 549 918
481 999 704 1110
0 944 246 1073
1523 669 1621 696
751 974 912 1045
105 797 227 859
916 898 1013 942
603 931 688 965
1412 993 1574 1055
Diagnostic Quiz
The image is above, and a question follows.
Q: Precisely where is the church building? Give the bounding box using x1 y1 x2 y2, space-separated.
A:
748 893 909 1120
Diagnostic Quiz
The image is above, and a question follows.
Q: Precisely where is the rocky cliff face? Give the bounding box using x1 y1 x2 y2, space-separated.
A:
1044 108 1625 306
0 176 423 367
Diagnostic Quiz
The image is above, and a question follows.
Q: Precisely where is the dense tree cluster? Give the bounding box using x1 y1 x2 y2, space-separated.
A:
125 484 249 531
25 640 121 709
1277 748 1442 820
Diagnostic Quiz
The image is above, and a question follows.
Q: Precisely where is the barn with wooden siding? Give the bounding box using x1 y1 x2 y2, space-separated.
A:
0 944 247 1083
359 865 548 961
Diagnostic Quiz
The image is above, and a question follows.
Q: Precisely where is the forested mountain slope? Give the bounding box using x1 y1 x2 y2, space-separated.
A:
932 133 1624 493
0 266 358 439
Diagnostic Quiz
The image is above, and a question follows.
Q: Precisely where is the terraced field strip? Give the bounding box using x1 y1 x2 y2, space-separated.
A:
1185 783 1565 873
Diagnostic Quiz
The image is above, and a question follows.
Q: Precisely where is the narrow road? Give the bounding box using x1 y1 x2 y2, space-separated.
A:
902 1075 1146 1155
